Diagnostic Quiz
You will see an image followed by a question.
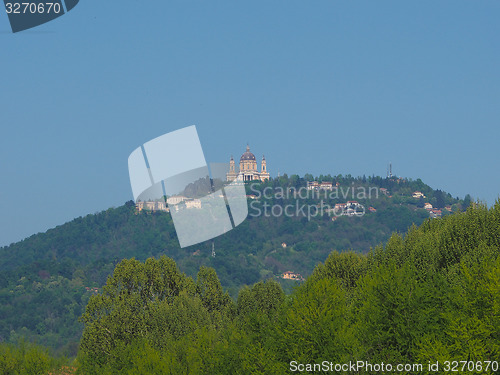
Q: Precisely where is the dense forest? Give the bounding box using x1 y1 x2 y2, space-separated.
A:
76 201 500 374
0 175 473 359
1 199 497 374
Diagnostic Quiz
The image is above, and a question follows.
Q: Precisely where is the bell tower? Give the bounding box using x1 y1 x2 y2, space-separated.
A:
260 155 270 181
229 155 235 173
226 155 238 181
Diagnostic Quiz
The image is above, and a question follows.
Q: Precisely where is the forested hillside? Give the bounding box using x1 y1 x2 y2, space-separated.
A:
0 174 470 355
0 201 497 373
76 201 500 374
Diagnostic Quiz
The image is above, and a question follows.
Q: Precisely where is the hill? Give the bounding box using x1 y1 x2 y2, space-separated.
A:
0 174 471 354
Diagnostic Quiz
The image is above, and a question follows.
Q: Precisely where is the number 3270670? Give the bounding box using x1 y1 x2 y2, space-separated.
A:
5 2 62 14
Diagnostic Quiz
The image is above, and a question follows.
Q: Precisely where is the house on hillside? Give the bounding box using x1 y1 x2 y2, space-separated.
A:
347 201 360 208
333 202 365 217
307 181 333 191
136 200 169 212
185 199 202 209
429 209 442 219
413 191 426 199
282 271 304 281
306 181 319 190
424 203 433 210
166 195 187 205
320 181 333 190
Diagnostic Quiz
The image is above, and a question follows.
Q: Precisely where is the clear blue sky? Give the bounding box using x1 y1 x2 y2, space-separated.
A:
1 0 499 246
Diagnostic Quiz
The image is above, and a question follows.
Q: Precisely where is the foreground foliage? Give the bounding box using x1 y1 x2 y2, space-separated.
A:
77 202 500 374
0 340 69 375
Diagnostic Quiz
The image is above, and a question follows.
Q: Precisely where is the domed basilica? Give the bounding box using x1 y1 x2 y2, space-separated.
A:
226 145 270 182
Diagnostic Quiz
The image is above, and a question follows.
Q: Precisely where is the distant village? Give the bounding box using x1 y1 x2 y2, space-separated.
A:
305 181 445 219
136 195 202 213
137 185 446 220
410 190 448 218
135 148 446 221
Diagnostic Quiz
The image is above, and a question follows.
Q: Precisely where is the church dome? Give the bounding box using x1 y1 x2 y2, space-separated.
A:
240 145 256 162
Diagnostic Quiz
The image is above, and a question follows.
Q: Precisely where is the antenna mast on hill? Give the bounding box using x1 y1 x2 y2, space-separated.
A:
211 241 216 257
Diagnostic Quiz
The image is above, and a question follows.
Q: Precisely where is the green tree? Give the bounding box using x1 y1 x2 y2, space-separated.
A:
435 189 445 209
78 256 193 371
463 194 472 211
284 278 348 363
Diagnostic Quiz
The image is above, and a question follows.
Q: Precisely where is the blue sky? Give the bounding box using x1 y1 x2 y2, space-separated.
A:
0 0 499 246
